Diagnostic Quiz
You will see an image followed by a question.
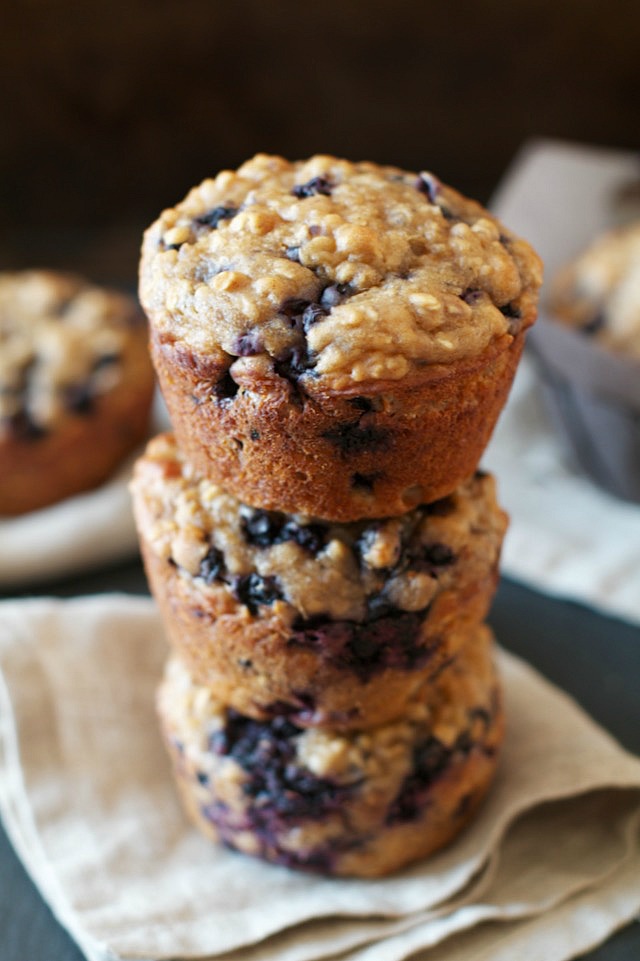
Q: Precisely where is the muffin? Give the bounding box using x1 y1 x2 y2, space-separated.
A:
157 624 503 878
0 270 155 515
549 219 640 357
140 154 542 520
533 221 640 503
131 432 508 730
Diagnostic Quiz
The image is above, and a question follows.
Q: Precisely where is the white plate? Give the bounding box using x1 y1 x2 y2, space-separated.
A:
0 390 170 589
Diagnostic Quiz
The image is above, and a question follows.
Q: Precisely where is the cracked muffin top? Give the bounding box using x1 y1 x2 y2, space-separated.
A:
140 154 542 391
0 270 150 437
549 220 640 359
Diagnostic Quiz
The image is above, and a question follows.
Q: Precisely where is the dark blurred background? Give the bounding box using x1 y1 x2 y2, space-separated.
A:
2 0 639 287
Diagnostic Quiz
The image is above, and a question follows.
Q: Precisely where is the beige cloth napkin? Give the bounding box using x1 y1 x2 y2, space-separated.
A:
484 138 640 626
0 594 638 961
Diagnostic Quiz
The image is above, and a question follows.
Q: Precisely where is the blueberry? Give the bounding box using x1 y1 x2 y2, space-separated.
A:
280 297 328 334
232 573 283 613
194 205 239 229
281 521 326 554
284 246 301 262
499 302 521 319
281 297 312 320
412 542 456 575
64 382 94 415
292 177 333 199
274 345 310 381
319 283 353 308
386 736 451 824
241 510 283 547
198 546 225 584
210 710 349 824
242 510 326 555
460 288 483 306
500 301 523 335
231 332 263 356
416 172 440 203
301 302 328 331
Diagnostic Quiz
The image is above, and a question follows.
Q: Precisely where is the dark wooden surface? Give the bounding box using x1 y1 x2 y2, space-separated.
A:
1 568 639 961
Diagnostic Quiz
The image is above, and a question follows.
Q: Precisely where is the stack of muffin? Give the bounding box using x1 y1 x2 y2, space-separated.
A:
132 154 542 877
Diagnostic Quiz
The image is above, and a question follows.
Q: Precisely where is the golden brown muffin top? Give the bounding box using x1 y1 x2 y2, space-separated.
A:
140 154 542 391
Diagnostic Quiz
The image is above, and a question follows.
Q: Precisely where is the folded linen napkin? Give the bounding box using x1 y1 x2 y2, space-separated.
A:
0 595 638 961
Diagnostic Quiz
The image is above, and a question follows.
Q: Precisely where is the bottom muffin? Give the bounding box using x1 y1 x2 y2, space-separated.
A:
157 624 503 878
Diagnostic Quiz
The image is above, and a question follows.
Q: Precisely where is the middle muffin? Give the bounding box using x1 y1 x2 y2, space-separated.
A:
132 433 507 731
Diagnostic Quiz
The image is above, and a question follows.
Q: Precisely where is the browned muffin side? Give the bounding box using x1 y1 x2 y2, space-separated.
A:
140 154 542 520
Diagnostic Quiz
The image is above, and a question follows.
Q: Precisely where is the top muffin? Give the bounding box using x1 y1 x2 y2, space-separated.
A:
140 154 542 392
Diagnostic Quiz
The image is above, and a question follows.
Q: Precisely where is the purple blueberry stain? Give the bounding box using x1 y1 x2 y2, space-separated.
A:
209 711 352 821
386 735 452 824
292 177 333 199
386 716 488 825
288 609 434 681
322 421 390 456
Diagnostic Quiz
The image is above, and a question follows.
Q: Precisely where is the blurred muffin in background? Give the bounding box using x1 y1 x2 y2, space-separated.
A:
549 220 640 359
529 222 640 503
0 270 155 516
